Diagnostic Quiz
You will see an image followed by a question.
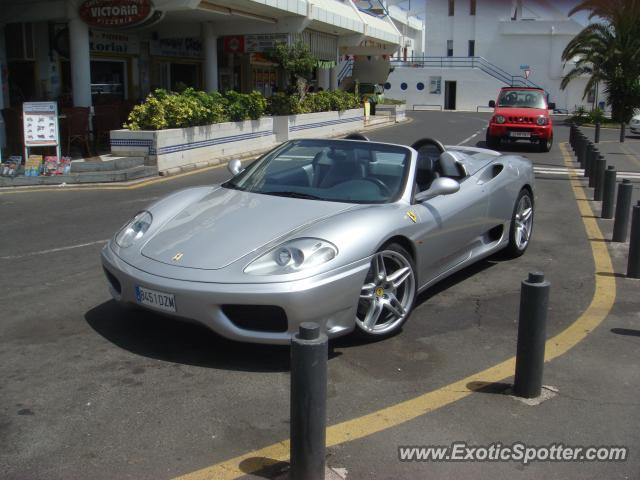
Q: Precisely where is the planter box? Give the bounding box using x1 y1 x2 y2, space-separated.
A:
110 118 276 173
375 104 406 122
275 108 364 142
110 108 365 174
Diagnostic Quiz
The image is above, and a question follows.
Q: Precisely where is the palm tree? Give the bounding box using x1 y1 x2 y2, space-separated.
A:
561 0 640 123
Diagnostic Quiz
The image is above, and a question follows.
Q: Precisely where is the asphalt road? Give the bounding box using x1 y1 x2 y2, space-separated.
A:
1 112 638 480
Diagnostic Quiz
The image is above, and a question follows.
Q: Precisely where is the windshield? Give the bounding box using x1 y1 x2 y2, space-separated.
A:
223 139 411 204
497 90 546 109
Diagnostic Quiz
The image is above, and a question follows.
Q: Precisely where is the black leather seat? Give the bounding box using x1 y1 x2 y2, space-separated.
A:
416 155 438 192
319 151 366 188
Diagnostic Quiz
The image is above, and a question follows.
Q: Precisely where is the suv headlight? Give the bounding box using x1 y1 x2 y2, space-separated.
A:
244 238 338 275
536 116 548 126
115 211 153 248
494 115 506 124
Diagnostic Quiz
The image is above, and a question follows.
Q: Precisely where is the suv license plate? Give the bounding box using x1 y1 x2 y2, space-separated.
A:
510 131 531 138
135 286 176 312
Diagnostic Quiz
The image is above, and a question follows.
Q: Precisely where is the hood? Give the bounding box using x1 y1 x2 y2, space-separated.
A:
495 106 548 119
141 187 354 270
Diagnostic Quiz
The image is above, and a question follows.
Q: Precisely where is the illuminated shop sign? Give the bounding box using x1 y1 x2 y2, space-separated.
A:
79 0 154 28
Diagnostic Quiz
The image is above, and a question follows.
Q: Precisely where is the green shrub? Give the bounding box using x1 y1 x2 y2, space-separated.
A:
223 90 267 121
588 107 605 124
327 90 360 111
301 91 332 113
125 95 168 130
268 93 304 116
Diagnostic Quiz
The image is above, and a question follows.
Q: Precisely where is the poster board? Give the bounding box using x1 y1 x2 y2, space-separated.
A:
22 101 61 164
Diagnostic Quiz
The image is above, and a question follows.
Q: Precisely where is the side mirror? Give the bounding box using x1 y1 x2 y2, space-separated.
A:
548 102 556 110
415 177 460 202
488 100 496 108
228 159 244 176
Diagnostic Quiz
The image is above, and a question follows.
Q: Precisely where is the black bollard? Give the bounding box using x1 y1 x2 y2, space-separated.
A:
628 202 640 278
582 138 590 168
620 123 626 143
586 146 596 180
595 121 601 143
514 272 551 399
583 143 593 177
613 180 634 242
290 322 328 480
601 166 617 219
593 156 606 201
579 136 588 167
569 124 574 148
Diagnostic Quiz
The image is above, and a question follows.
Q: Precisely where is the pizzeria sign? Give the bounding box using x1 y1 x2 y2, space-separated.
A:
79 0 154 28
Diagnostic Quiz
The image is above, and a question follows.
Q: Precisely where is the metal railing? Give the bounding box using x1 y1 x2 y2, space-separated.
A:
337 59 354 85
390 56 548 94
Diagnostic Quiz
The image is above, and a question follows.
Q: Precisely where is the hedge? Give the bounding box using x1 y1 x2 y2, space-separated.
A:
124 88 267 130
124 88 361 130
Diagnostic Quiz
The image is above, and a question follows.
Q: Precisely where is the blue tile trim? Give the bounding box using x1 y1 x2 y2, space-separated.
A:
289 115 364 132
110 130 272 156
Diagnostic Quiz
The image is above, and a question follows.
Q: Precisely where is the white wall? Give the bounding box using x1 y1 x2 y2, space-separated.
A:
385 66 503 110
419 0 594 111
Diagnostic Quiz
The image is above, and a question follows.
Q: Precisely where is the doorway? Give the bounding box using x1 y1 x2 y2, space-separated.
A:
444 81 457 110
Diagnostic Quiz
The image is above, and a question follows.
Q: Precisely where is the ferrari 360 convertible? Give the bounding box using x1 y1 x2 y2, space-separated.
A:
102 136 534 344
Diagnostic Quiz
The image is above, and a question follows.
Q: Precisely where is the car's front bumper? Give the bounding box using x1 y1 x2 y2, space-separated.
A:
101 244 371 345
488 123 552 140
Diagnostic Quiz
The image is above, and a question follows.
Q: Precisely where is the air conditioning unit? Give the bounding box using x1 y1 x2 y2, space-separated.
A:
404 38 412 48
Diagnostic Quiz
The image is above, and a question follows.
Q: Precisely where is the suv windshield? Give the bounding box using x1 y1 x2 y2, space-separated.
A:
223 139 410 204
497 90 546 109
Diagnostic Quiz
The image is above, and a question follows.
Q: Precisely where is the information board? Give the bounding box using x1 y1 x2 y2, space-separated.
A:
22 101 61 162
23 102 59 146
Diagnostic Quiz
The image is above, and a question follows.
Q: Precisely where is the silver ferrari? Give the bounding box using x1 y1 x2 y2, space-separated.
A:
101 136 534 344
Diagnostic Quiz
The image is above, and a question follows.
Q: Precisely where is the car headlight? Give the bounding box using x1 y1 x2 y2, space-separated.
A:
115 211 153 248
495 115 506 124
536 116 548 126
244 238 338 275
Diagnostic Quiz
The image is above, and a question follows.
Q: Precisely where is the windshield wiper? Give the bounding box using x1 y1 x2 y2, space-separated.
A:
262 191 323 200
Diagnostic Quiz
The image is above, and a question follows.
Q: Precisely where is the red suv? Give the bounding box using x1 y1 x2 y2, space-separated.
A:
486 87 553 152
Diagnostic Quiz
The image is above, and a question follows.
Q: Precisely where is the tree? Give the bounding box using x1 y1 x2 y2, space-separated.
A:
561 0 640 122
268 41 317 96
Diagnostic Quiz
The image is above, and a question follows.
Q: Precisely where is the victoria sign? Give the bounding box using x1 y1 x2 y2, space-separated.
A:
79 0 153 28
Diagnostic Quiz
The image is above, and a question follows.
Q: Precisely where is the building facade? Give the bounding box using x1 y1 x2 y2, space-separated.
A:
0 0 422 148
385 0 597 112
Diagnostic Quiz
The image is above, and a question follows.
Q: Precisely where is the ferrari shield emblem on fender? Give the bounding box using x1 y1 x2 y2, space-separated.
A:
172 252 184 262
406 210 417 223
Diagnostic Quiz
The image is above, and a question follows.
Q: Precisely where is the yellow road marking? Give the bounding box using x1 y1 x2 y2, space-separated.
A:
0 162 228 196
174 142 616 480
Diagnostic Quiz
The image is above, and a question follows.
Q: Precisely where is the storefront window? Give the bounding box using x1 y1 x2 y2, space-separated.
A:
91 59 126 103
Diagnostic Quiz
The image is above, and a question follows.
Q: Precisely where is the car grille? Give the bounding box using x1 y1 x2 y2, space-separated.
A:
507 116 535 124
222 305 288 333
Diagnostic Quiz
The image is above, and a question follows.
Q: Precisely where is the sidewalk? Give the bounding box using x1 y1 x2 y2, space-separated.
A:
0 116 405 189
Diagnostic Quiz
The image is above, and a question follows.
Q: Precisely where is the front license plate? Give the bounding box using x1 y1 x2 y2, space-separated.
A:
135 286 176 313
510 131 531 138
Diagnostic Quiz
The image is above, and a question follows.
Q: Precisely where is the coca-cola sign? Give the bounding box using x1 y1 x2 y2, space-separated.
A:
79 0 153 28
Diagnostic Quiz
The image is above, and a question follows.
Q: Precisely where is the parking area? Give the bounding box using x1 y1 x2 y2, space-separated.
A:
1 112 639 480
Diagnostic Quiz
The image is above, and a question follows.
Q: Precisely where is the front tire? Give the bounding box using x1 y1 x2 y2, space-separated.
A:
504 189 534 258
355 243 416 339
486 131 500 149
539 133 553 152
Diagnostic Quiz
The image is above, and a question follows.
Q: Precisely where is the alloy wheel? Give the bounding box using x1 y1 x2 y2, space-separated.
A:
356 249 416 335
514 194 533 250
